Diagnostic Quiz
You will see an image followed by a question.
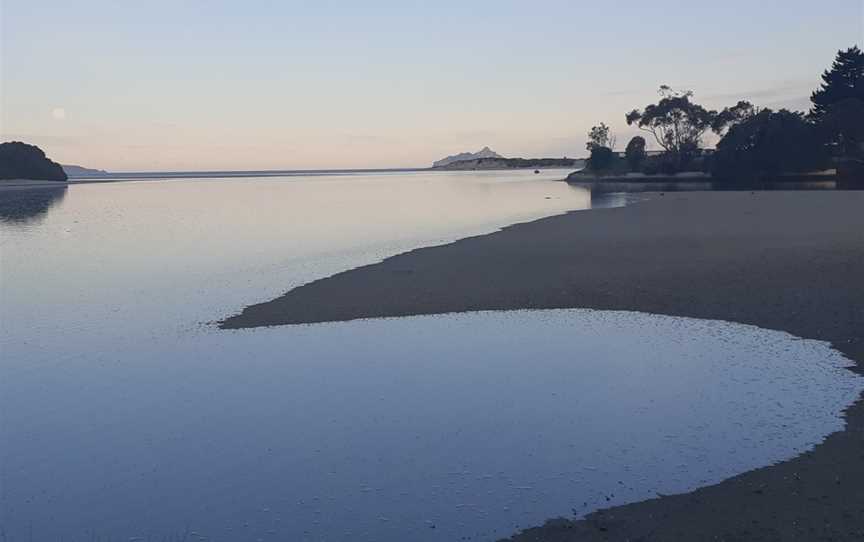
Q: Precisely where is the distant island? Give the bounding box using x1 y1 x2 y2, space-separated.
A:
432 146 583 171
433 146 503 167
62 164 108 177
433 156 585 171
0 141 68 182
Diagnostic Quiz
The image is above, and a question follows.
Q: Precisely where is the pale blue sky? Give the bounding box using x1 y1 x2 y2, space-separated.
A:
1 0 862 170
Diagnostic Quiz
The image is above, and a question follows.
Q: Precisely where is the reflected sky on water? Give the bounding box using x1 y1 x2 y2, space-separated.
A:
1 171 860 541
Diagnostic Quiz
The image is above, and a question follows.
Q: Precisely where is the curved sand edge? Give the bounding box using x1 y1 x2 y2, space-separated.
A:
221 191 864 541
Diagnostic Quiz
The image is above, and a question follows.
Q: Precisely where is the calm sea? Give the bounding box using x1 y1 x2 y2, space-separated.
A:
1 170 860 541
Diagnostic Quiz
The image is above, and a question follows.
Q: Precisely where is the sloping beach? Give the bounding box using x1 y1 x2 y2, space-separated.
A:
222 191 864 540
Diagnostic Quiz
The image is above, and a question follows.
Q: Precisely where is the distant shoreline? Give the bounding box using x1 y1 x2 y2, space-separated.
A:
1 167 847 193
0 179 69 191
62 167 430 181
566 169 838 183
432 157 585 171
3 167 578 186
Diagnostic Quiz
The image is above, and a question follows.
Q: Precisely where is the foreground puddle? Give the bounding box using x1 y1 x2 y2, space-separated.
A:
1 310 861 541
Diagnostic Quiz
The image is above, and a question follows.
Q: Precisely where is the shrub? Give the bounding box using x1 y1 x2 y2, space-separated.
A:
624 136 647 171
587 146 615 171
712 109 829 181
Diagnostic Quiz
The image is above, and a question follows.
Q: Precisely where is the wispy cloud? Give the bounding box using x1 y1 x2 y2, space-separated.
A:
338 133 393 144
704 80 815 102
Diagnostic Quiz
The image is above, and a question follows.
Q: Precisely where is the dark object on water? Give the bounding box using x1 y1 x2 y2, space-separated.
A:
0 141 68 181
534 170 540 174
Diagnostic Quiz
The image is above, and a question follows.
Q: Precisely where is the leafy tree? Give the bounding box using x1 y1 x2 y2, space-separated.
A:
586 123 616 151
587 146 615 171
624 136 647 170
712 101 756 134
0 141 67 181
584 123 617 171
712 109 828 181
626 86 716 169
811 47 864 155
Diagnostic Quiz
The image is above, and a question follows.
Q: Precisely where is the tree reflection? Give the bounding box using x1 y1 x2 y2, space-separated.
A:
0 186 68 224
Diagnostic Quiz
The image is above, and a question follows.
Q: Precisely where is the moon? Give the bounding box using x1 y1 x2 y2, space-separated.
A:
51 108 66 120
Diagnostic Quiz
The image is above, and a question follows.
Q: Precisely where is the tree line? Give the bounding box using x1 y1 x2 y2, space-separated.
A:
584 46 863 180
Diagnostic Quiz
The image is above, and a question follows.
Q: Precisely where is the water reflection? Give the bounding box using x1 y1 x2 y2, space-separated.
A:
0 186 68 224
1 173 861 541
588 190 642 209
1 309 861 542
0 170 592 342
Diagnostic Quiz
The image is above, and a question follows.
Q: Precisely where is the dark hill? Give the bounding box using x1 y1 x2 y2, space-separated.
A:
0 142 68 181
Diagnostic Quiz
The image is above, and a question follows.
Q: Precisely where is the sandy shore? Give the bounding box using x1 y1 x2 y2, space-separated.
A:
221 191 864 540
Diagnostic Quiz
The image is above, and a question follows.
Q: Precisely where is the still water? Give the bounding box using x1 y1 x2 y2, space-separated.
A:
1 170 596 341
1 171 861 541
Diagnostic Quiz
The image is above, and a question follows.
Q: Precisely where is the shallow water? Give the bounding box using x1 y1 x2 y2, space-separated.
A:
0 170 591 344
1 171 861 541
1 310 861 541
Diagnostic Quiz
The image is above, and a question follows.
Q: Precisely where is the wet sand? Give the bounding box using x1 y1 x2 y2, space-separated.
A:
221 191 864 540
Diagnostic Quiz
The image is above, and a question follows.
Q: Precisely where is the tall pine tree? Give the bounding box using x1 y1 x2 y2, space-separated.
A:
811 46 864 155
810 46 864 118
